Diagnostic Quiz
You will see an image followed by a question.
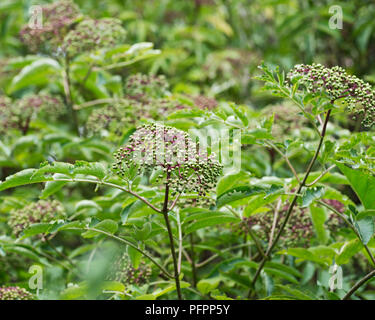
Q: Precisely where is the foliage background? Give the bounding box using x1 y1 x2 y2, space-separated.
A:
1 0 375 300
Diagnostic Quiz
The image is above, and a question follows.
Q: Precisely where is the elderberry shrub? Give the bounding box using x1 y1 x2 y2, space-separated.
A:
125 73 170 102
8 200 65 237
87 74 184 139
0 286 34 300
0 94 64 136
288 63 375 127
63 18 126 57
112 123 223 202
19 0 80 53
108 253 152 287
235 200 344 248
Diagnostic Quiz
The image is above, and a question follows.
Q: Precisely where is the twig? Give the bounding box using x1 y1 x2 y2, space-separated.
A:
268 198 282 249
247 109 332 299
266 140 301 184
226 206 265 258
306 165 336 187
342 269 375 300
162 172 183 300
190 234 198 287
54 177 162 213
72 227 173 279
73 98 121 110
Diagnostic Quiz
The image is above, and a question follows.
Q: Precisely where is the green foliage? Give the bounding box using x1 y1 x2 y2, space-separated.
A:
1 0 375 302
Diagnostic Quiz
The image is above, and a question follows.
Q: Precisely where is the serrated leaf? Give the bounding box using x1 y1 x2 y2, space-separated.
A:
40 174 69 198
336 163 375 210
7 58 62 94
336 239 363 265
300 186 325 208
310 205 329 244
82 220 118 238
184 214 239 234
0 169 52 191
216 186 265 207
356 217 375 245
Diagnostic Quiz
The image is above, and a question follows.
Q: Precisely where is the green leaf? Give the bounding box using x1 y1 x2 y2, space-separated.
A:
276 285 316 300
82 220 118 238
355 217 375 245
216 186 265 208
22 223 51 238
75 200 102 212
300 186 325 208
197 277 221 295
40 174 69 199
184 213 239 235
7 58 62 94
336 239 363 265
127 246 142 269
73 161 107 179
310 205 329 244
264 267 299 284
0 169 52 191
336 163 375 210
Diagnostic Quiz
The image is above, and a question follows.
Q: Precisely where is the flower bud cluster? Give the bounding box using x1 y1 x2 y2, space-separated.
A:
8 200 65 237
63 18 126 56
191 95 218 110
125 73 170 103
112 123 222 199
0 286 34 300
236 200 343 248
19 0 80 52
0 94 64 135
288 63 375 127
108 253 152 286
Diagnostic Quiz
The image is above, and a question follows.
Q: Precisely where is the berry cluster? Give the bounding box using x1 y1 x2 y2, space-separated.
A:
237 201 343 248
108 253 152 286
20 0 80 52
88 74 184 138
0 286 34 300
8 200 65 237
288 63 375 127
191 95 218 111
0 94 64 135
125 73 170 103
112 123 222 200
63 18 126 56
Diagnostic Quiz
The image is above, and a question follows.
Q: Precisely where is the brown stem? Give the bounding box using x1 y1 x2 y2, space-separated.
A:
63 56 79 135
247 109 332 299
162 172 183 300
190 233 198 288
343 269 375 300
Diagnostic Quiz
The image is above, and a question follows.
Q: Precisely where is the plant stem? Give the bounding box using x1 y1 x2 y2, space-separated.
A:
247 109 332 299
62 56 79 135
342 269 375 300
162 172 183 300
265 140 301 183
189 234 198 287
81 227 173 279
54 177 162 213
225 205 265 258
305 164 336 187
